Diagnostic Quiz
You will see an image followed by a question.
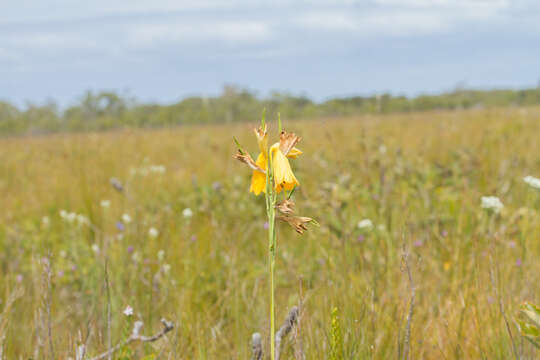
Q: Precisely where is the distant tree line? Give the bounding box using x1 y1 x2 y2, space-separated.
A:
2 85 540 135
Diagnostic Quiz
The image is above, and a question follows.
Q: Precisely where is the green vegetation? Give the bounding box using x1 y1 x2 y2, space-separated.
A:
3 86 540 135
1 107 540 358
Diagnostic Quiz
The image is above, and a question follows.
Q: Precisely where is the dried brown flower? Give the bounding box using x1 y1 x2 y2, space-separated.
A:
277 215 314 234
275 199 296 214
233 151 266 174
279 131 301 157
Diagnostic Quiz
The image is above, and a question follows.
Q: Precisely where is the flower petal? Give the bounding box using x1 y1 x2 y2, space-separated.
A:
272 146 299 193
250 153 267 195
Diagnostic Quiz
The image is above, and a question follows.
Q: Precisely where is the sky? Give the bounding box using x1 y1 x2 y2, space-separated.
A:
1 0 540 108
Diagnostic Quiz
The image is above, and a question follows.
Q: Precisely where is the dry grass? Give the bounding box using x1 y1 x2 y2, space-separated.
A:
1 107 540 358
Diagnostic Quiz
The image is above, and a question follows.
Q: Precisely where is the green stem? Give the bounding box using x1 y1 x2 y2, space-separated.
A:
266 148 277 360
268 204 276 360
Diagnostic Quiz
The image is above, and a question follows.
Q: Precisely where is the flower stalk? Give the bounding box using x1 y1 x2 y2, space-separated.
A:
233 110 315 360
265 122 278 360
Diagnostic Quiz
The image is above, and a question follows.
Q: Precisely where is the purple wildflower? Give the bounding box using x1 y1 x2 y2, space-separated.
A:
116 221 125 231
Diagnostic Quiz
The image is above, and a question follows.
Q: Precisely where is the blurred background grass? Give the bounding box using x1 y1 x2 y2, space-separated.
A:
1 107 540 358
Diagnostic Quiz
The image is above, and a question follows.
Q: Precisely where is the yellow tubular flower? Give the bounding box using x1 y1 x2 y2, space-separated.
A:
247 128 301 195
271 143 299 193
250 153 267 195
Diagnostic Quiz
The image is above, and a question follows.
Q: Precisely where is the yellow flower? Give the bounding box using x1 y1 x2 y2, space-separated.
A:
247 128 301 195
270 143 299 193
250 153 267 195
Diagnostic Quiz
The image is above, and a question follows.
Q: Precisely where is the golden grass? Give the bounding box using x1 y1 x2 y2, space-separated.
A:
1 107 540 358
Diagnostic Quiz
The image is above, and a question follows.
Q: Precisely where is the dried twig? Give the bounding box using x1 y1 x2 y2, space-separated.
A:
275 306 299 360
251 332 263 360
87 318 174 360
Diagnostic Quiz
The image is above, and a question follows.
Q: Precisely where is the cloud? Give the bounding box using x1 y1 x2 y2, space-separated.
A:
127 20 272 47
373 0 510 19
295 10 447 36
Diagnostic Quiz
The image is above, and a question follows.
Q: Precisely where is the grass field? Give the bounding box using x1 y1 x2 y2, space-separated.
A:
1 107 540 359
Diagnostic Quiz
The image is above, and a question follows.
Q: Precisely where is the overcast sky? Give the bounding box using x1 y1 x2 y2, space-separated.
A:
1 0 539 108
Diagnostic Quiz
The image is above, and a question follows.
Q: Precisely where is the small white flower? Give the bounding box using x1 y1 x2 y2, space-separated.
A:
100 200 111 208
481 196 504 213
59 210 67 219
357 219 374 230
379 145 387 154
149 227 159 239
524 176 540 190
76 214 89 225
150 165 166 174
132 251 141 262
59 250 67 258
66 212 77 223
182 208 193 218
91 243 100 254
377 224 386 231
122 213 132 224
162 263 171 274
42 216 50 227
157 249 165 261
123 305 133 317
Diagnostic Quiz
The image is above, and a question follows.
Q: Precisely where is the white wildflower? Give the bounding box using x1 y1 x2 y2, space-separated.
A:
100 199 111 208
122 213 132 224
59 250 67 258
524 175 540 190
182 208 193 218
150 165 166 174
357 219 374 230
481 196 504 213
149 227 159 239
123 305 133 317
59 210 67 219
42 216 50 227
91 243 100 254
66 212 77 223
162 263 171 274
132 251 141 262
157 249 165 261
76 214 89 225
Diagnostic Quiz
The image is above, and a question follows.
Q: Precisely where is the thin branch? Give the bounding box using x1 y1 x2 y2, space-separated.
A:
87 318 174 360
275 306 299 360
251 332 263 360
